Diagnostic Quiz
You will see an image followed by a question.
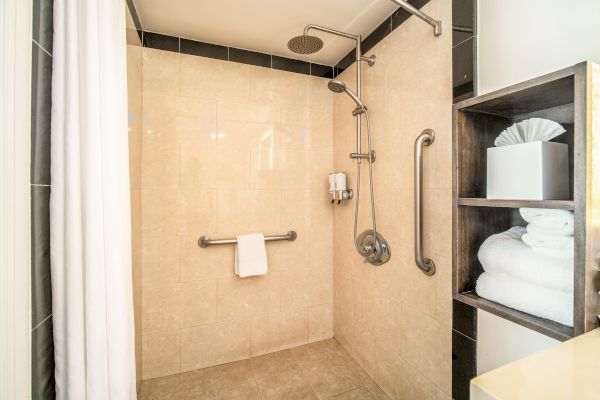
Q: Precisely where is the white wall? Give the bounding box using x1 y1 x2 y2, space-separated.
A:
477 0 600 94
475 0 599 372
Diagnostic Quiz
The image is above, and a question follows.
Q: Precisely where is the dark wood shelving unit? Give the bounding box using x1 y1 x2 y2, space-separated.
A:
452 62 600 340
457 198 575 210
456 292 573 341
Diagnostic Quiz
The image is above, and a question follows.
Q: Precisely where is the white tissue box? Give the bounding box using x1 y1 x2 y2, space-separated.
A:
487 142 569 200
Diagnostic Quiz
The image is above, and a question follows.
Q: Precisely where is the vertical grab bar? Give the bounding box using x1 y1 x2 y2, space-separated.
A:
414 129 436 276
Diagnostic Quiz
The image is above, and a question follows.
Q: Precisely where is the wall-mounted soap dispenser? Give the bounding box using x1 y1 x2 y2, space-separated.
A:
329 172 353 204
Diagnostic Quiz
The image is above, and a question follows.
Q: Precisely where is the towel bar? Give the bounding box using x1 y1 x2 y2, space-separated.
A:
198 231 297 248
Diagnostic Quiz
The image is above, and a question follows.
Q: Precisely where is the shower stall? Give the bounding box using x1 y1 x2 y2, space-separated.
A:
125 1 453 399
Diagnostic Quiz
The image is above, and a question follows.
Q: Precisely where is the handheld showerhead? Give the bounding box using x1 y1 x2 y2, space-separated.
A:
287 34 323 54
327 79 366 112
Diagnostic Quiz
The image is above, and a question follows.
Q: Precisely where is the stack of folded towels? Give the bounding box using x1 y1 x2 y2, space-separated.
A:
475 208 574 326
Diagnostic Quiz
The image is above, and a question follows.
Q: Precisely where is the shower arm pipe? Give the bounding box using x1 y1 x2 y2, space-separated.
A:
303 24 363 163
303 24 359 41
389 0 442 36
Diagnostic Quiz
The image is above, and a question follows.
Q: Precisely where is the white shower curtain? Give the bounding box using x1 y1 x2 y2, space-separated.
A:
50 0 136 398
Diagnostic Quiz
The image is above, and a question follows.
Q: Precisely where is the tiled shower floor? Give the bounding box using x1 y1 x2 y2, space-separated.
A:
138 338 390 400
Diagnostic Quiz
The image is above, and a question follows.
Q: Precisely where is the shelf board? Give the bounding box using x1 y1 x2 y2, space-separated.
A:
455 291 574 342
457 198 574 210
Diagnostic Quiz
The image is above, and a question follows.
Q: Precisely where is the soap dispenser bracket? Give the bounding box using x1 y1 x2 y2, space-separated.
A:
338 189 353 202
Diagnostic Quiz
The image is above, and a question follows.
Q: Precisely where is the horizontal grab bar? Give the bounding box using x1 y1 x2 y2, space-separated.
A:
198 231 297 248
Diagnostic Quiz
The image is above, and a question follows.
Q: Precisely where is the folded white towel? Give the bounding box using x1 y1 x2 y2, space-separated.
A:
235 233 268 278
476 272 573 326
519 208 574 236
526 222 574 237
478 227 573 292
521 232 574 257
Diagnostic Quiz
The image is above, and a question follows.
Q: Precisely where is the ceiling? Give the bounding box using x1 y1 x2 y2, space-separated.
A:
133 0 399 65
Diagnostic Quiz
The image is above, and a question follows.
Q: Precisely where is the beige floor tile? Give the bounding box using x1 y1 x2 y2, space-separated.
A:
140 338 392 400
249 349 299 379
203 360 254 392
138 380 152 400
205 378 261 400
290 339 352 367
332 388 377 400
148 370 205 400
256 369 318 400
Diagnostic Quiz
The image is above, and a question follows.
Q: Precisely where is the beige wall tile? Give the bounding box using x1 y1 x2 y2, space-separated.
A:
142 279 217 332
217 121 277 149
216 189 282 234
141 188 180 236
142 283 181 333
141 47 334 379
179 141 215 189
141 236 180 285
178 188 217 234
181 54 251 102
251 309 309 356
128 44 143 390
181 319 251 371
332 0 452 398
143 48 180 96
374 345 437 400
180 235 235 281
143 93 217 144
309 304 334 343
218 101 280 124
281 264 333 310
216 274 280 321
181 279 218 327
142 137 179 189
142 329 181 379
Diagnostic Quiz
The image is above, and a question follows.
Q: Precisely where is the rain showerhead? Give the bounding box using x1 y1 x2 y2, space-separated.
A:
327 79 365 111
287 34 323 54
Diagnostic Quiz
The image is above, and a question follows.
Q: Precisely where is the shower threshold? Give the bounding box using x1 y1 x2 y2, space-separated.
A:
138 338 390 399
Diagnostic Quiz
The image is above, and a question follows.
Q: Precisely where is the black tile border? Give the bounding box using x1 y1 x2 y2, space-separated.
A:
142 32 179 52
128 0 433 78
452 329 477 400
229 47 271 68
181 39 228 61
335 0 432 73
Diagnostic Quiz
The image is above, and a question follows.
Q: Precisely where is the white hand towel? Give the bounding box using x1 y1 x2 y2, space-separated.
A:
476 271 573 327
235 233 268 278
478 227 573 292
521 232 574 257
519 208 574 236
